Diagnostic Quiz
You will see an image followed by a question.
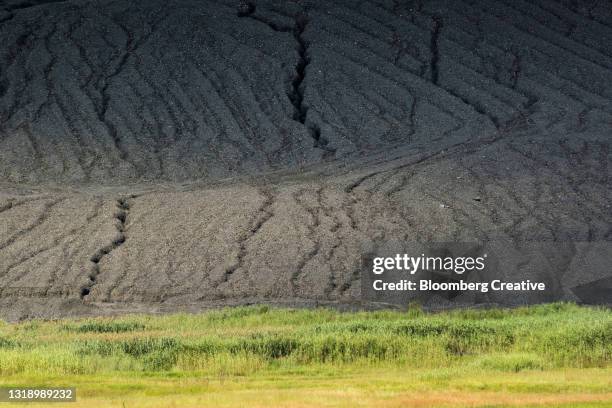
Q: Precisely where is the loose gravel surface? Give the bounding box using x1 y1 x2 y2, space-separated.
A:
0 0 610 319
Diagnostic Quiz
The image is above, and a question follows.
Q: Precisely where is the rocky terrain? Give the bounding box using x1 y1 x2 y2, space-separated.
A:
0 0 610 320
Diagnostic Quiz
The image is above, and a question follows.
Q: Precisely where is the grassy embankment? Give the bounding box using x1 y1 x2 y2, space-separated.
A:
0 303 610 407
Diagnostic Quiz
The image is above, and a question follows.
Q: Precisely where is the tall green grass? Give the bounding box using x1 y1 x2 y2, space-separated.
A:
0 303 609 376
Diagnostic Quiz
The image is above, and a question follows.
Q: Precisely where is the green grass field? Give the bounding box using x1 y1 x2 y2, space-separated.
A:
0 303 610 407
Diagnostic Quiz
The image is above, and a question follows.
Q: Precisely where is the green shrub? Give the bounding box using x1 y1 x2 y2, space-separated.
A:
475 353 546 372
0 337 17 349
64 321 146 333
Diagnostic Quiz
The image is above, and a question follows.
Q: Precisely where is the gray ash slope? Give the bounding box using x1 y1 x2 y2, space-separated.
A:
0 0 611 319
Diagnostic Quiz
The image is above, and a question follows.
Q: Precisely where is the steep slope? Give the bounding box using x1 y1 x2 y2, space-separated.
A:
2 0 610 184
0 0 610 319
